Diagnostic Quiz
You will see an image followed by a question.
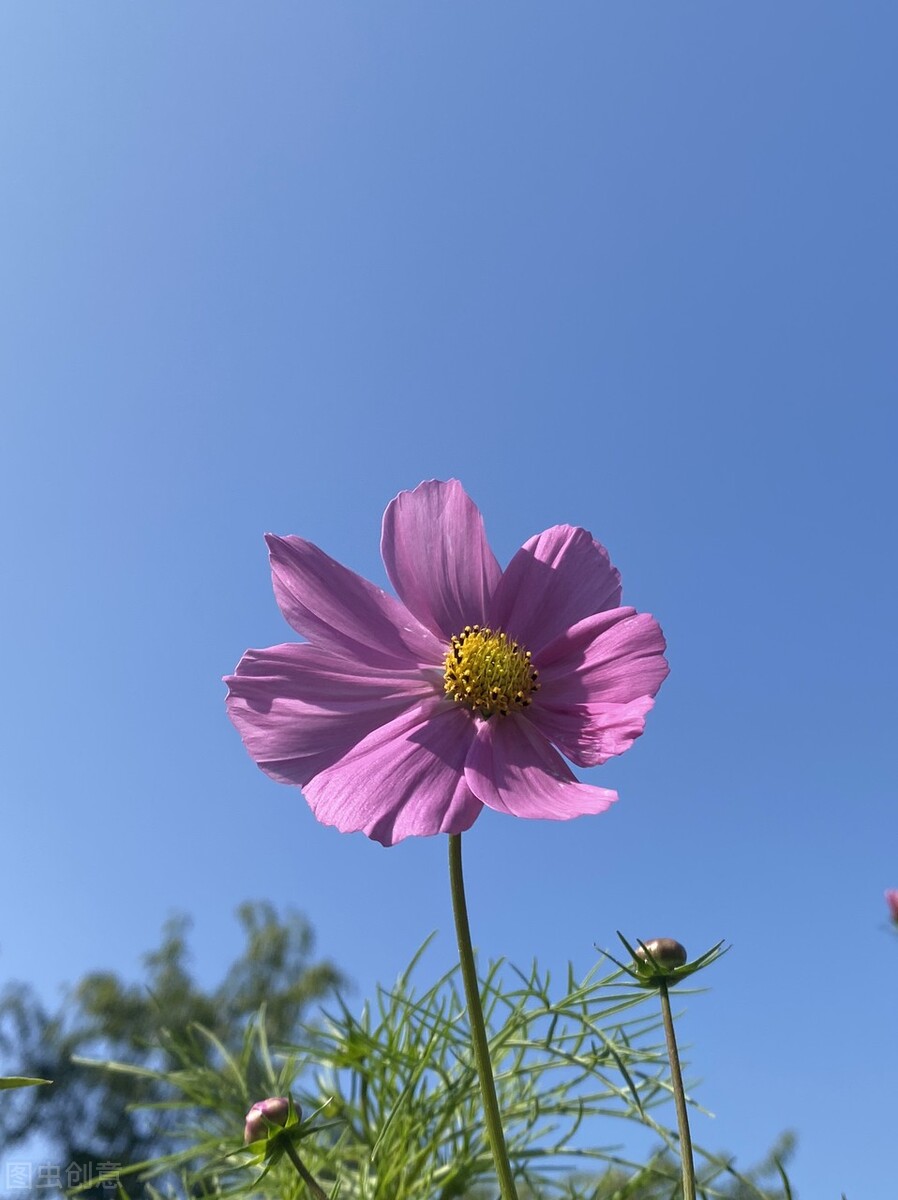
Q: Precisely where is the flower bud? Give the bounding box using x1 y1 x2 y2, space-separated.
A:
609 932 726 989
635 938 688 972
244 1096 292 1144
886 889 898 926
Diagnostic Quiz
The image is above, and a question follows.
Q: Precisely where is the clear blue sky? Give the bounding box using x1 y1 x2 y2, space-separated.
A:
1 4 896 1196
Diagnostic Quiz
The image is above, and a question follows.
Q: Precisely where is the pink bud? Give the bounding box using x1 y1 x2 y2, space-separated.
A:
885 890 898 926
244 1096 292 1144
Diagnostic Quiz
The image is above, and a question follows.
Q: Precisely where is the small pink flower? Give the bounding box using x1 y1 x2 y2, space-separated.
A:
886 890 898 925
244 1096 291 1143
226 480 668 847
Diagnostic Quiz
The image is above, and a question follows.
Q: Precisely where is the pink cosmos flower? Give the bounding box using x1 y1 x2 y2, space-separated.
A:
886 890 898 925
225 480 668 847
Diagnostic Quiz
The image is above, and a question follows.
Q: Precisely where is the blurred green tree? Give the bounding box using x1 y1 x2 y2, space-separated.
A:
0 902 345 1197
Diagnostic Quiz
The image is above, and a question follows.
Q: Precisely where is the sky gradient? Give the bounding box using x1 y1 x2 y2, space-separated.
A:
1 4 896 1196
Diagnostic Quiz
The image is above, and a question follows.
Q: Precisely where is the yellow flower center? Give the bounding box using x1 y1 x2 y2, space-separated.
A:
443 625 540 718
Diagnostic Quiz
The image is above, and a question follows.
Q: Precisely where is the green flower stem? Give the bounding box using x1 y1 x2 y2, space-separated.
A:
283 1139 330 1200
448 833 520 1200
658 979 696 1200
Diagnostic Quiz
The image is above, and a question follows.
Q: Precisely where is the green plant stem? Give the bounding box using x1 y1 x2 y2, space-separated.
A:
658 980 696 1200
448 832 520 1200
283 1139 330 1200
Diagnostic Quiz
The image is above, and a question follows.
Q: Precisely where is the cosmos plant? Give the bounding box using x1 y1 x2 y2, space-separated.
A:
226 480 670 1200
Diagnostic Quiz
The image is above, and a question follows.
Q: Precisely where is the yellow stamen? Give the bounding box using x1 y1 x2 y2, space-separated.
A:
443 625 540 718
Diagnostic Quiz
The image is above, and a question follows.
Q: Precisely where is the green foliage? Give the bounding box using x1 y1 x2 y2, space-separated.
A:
0 902 345 1197
0 914 793 1200
80 942 794 1200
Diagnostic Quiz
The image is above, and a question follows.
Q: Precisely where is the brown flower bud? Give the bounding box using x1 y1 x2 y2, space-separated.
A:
635 938 688 971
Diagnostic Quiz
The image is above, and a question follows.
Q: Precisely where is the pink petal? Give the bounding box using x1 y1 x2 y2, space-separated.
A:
266 535 443 669
528 696 657 767
538 610 670 704
488 526 622 654
225 643 436 788
302 698 483 846
381 480 502 640
465 717 617 820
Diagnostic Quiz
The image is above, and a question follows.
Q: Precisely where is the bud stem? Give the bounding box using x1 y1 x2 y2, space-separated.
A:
448 833 520 1200
658 979 696 1200
283 1139 330 1200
